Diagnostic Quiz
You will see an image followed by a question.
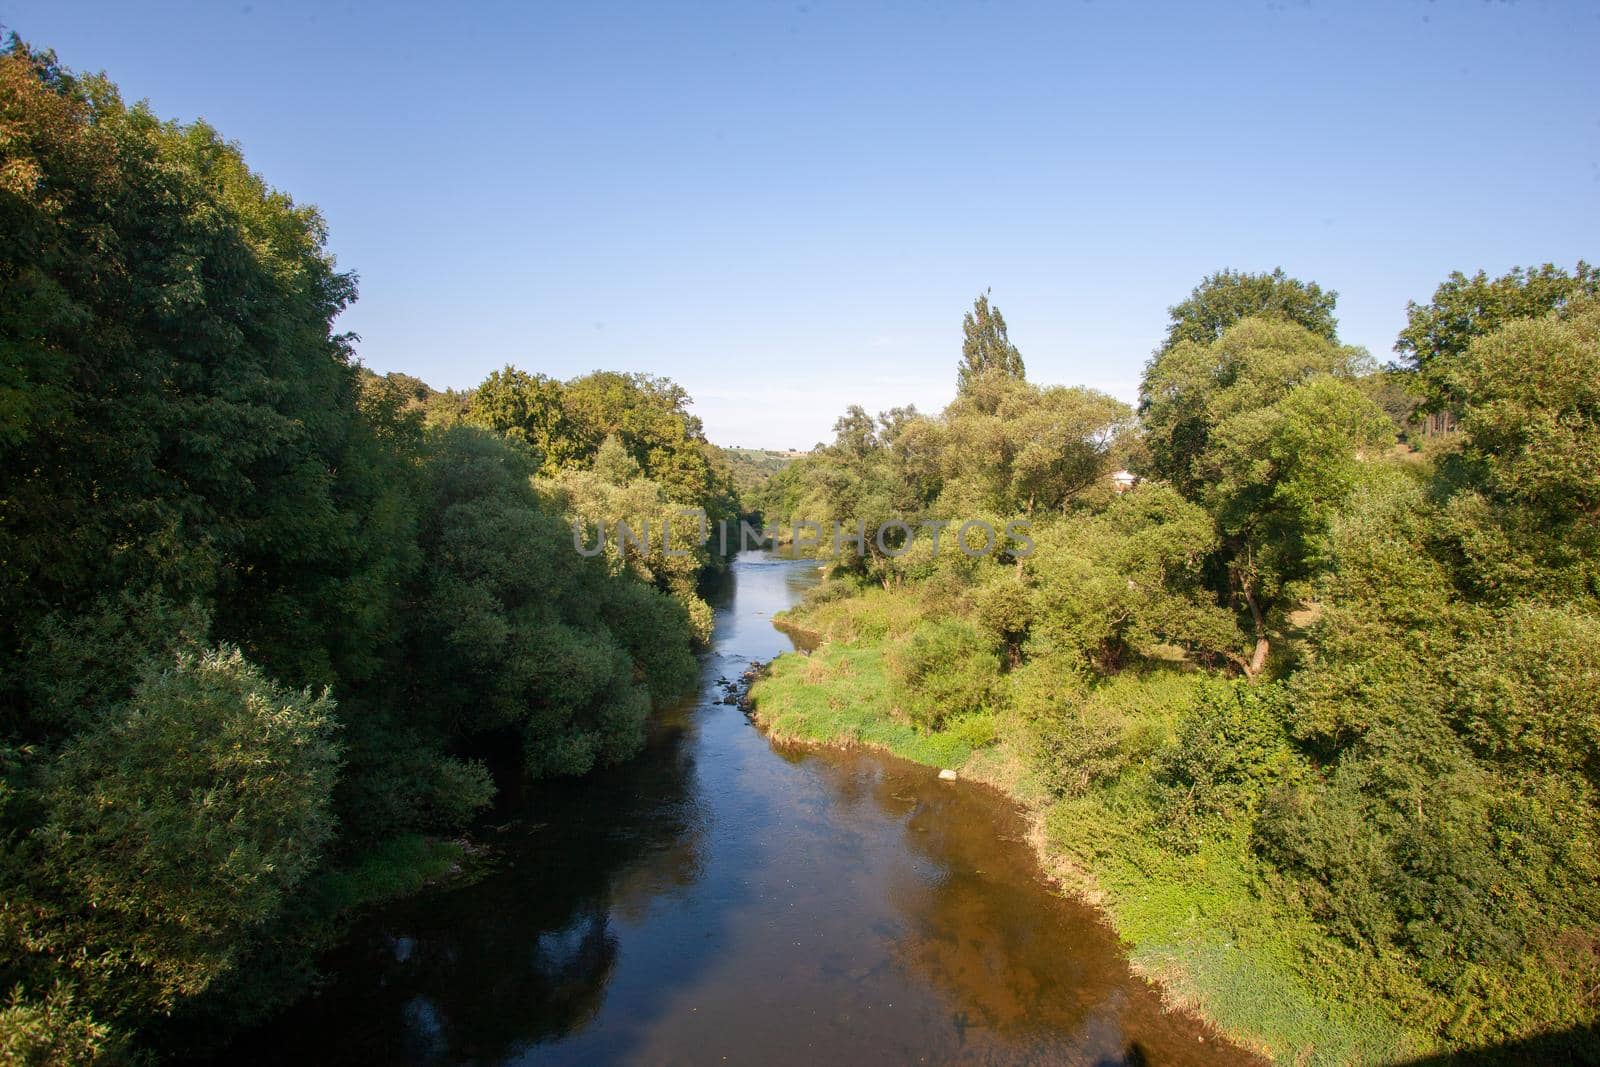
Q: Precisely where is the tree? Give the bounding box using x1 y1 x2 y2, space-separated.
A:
1024 484 1244 673
558 370 739 536
465 366 581 473
33 647 340 1016
1141 317 1391 675
1395 261 1598 415
1157 268 1338 355
1434 295 1600 601
957 290 1025 393
1456 297 1600 524
830 405 878 457
943 375 1128 515
0 39 715 1054
0 37 409 701
411 427 699 777
592 432 641 485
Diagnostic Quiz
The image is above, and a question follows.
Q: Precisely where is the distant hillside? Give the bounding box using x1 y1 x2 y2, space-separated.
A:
715 446 805 495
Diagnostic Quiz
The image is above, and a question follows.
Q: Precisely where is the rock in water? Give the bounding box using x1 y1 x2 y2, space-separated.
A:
938 768 957 781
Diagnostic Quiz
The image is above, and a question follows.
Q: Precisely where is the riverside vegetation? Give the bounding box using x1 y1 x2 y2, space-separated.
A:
0 39 743 1061
2 31 1597 1066
750 271 1600 1062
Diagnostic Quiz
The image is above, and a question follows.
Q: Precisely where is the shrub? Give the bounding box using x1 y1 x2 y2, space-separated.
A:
943 710 999 750
1255 716 1600 1013
1451 605 1600 785
37 647 341 1015
887 618 1001 731
19 591 211 734
1156 681 1294 823
426 757 496 830
1010 654 1116 796
972 576 1033 655
0 984 119 1066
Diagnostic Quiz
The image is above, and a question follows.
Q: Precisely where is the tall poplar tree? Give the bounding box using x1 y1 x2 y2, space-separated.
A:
957 290 1026 392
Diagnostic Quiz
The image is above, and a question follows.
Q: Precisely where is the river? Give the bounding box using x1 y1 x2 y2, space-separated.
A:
216 551 1255 1065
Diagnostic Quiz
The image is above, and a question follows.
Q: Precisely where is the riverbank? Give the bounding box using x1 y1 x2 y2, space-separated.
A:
209 551 1254 1064
747 609 1423 1066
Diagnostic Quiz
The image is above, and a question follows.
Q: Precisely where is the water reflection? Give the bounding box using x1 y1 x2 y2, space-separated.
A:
801 750 1253 1063
216 585 728 1065
210 555 1255 1066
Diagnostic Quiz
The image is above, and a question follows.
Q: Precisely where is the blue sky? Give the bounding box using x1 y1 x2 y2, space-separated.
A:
6 2 1597 449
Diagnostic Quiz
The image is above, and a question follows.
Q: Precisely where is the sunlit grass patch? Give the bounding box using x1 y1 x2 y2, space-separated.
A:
751 644 984 769
775 585 928 644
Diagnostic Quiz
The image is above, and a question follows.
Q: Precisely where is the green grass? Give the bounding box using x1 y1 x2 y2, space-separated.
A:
774 584 928 644
752 644 981 768
1045 788 1419 1064
313 834 470 914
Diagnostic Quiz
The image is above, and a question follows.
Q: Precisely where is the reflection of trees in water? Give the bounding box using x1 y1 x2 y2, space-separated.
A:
799 750 1248 1066
215 718 708 1066
388 902 620 1059
889 798 1090 1039
837 755 1102 1037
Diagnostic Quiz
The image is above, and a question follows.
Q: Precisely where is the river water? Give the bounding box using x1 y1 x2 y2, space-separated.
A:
219 552 1255 1065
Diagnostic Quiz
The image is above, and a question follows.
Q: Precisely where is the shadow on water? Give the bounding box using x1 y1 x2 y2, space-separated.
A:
211 575 751 1065
215 712 723 1064
209 554 1260 1066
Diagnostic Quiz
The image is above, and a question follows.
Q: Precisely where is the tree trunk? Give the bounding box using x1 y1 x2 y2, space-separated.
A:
1240 580 1269 679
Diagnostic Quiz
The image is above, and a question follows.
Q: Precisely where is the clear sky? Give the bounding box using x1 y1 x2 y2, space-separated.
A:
6 2 1597 449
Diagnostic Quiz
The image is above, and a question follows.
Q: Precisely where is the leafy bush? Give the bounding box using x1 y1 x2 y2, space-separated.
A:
36 647 341 1015
426 757 497 830
887 618 1002 731
1155 681 1294 826
971 576 1032 653
943 710 999 750
1451 605 1600 784
414 428 696 778
0 984 118 1066
19 592 212 734
1011 654 1112 796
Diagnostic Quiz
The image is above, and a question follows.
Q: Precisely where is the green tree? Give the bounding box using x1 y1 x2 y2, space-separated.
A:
465 366 582 473
830 405 878 457
541 464 715 644
956 290 1025 392
1260 451 1600 1037
1157 267 1338 355
592 432 642 485
1395 261 1597 414
24 648 340 1018
1434 297 1600 601
1141 317 1391 675
0 40 714 1054
942 375 1128 515
410 428 698 778
1025 484 1243 672
462 368 743 546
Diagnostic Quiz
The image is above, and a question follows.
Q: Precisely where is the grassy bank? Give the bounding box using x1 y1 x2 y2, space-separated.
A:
313 834 477 914
749 593 1422 1066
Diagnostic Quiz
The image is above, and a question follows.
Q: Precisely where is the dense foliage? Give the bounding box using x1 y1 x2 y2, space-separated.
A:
755 279 1600 1061
0 40 721 1058
4 29 1596 1065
